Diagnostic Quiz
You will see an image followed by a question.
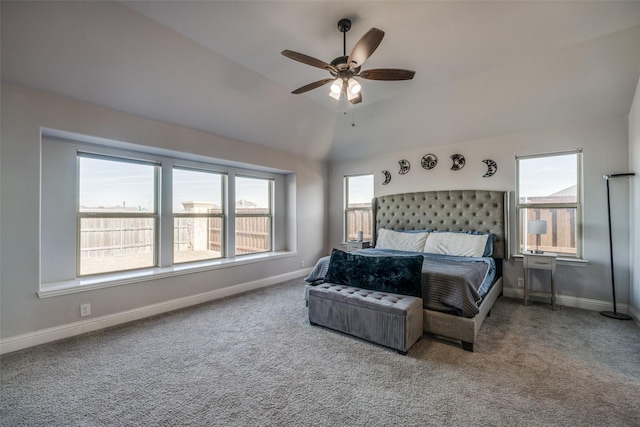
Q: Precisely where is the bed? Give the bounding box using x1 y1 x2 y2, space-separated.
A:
306 189 509 352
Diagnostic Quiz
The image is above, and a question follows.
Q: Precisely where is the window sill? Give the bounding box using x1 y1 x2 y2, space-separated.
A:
512 253 589 267
38 251 296 298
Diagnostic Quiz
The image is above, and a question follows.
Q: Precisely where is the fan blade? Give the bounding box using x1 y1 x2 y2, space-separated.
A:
349 92 362 105
281 50 337 73
291 78 335 94
359 68 416 81
347 28 384 69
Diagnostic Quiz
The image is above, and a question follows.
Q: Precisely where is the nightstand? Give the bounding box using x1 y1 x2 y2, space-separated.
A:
523 252 557 310
346 240 370 252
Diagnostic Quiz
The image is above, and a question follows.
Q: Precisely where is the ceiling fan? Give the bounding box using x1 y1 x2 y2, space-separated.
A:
281 18 415 104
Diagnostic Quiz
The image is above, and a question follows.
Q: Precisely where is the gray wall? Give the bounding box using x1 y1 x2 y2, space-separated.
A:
0 83 328 341
629 76 640 322
329 116 633 314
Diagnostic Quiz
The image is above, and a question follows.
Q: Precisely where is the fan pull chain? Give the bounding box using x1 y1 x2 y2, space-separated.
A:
344 111 356 127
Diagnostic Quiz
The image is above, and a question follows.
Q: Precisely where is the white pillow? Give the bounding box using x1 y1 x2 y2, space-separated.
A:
422 232 489 257
375 229 429 252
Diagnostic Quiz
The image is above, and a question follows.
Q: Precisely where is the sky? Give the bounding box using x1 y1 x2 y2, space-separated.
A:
79 157 270 212
519 154 577 199
347 174 374 205
79 154 576 212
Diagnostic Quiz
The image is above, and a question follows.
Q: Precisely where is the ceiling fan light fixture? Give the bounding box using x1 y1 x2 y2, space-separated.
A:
347 78 361 95
282 18 415 101
330 78 343 94
346 87 358 101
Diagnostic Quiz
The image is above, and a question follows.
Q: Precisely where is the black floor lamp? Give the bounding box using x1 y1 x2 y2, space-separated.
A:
601 172 635 320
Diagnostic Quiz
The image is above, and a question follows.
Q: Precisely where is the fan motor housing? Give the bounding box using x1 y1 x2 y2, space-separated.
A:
330 56 360 77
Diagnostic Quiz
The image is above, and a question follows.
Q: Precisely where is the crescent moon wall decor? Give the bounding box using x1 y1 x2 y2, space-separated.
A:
450 154 465 171
421 154 438 170
381 170 392 185
482 159 497 177
398 159 411 175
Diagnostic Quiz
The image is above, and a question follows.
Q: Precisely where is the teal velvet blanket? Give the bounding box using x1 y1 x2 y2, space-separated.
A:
324 249 423 297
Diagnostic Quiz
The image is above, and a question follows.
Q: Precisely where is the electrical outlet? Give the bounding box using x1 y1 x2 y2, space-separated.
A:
80 303 91 317
517 278 524 288
300 260 305 268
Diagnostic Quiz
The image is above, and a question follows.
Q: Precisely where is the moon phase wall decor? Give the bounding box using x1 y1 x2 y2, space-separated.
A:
398 159 410 175
381 170 392 185
421 154 438 170
482 159 497 177
450 154 465 171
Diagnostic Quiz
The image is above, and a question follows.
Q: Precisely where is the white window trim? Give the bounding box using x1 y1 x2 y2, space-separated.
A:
515 149 583 259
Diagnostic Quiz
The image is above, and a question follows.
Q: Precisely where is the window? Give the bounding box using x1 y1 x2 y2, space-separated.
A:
235 176 273 255
78 154 159 276
516 150 582 258
173 168 225 264
344 174 374 242
40 132 292 292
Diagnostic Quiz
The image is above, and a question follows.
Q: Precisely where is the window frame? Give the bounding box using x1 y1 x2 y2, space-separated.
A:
515 149 583 259
172 166 226 264
234 175 274 256
344 174 374 242
76 152 160 277
39 130 294 297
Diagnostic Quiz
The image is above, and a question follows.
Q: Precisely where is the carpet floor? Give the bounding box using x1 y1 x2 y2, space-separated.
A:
2 278 639 426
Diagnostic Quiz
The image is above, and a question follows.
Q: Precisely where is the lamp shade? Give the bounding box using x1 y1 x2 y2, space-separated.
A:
330 78 342 94
528 219 547 235
347 78 361 95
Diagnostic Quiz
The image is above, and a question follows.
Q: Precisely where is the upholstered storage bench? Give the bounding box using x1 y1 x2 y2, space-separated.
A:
308 283 423 354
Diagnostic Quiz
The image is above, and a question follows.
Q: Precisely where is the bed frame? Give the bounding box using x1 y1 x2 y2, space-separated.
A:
372 190 509 352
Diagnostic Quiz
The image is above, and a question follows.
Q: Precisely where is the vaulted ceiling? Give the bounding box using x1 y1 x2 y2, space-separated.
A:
2 1 640 162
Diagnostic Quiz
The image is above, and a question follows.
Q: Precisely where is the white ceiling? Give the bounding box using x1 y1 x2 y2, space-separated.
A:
2 1 640 162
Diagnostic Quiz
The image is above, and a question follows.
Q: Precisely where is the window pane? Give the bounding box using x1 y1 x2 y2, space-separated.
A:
79 156 156 212
235 176 272 255
346 209 373 242
345 174 374 241
174 217 223 263
79 217 155 275
236 176 270 210
347 175 374 208
519 154 577 204
78 155 157 276
173 168 223 213
519 208 577 257
236 217 271 254
173 168 224 263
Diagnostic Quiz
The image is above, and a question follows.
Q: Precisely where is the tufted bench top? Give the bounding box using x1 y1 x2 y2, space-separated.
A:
309 283 422 316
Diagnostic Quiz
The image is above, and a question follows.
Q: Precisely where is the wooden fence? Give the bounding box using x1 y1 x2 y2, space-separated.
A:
80 218 155 258
346 209 373 241
80 214 270 261
523 208 576 254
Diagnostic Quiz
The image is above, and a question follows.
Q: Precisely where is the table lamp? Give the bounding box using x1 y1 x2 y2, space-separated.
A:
528 219 547 254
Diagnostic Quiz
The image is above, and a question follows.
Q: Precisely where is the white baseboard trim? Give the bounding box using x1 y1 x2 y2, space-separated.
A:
502 288 630 313
0 269 312 355
629 305 640 327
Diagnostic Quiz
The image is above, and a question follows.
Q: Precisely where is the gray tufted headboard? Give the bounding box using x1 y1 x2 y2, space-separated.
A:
372 190 509 260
